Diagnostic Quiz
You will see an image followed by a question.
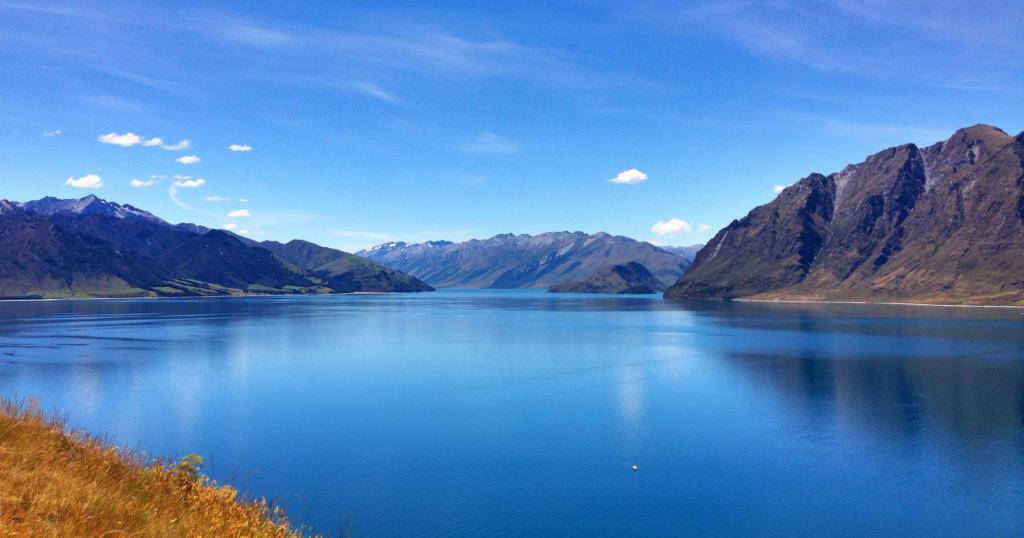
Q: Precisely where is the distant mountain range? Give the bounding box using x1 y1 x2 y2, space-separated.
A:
667 124 1024 306
358 232 700 289
0 195 432 299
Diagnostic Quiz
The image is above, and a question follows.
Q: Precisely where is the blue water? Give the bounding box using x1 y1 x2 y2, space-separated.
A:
1 290 1023 536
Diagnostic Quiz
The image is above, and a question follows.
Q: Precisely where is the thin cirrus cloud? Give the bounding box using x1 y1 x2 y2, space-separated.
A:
227 209 251 218
456 133 520 155
609 168 648 184
130 178 156 188
172 178 206 188
176 155 201 165
98 132 190 150
43 129 62 137
65 174 103 189
204 195 230 202
228 144 253 152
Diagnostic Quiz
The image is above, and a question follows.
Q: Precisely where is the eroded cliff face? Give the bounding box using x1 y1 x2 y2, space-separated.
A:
666 125 1024 305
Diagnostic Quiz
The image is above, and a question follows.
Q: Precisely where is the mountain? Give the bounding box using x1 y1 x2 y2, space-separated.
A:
259 239 433 293
657 244 703 263
358 232 691 289
0 195 432 298
0 204 164 299
666 125 1024 306
549 261 663 294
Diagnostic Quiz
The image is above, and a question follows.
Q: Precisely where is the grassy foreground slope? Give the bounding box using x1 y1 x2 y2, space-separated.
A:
0 399 306 537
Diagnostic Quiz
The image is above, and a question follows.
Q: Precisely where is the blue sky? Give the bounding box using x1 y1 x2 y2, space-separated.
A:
1 1 1021 252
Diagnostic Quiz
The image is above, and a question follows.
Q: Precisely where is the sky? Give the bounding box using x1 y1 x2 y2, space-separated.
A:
1 1 1021 252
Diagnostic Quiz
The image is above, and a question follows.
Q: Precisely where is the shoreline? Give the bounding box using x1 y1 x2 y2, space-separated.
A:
735 297 1024 310
0 290 413 303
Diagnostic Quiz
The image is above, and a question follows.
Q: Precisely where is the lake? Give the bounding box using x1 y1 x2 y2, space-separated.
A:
1 290 1022 536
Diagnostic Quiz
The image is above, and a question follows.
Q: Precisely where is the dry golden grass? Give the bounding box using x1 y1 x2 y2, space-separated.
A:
0 398 311 537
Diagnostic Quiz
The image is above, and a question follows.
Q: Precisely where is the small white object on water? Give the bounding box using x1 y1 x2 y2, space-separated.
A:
632 464 639 471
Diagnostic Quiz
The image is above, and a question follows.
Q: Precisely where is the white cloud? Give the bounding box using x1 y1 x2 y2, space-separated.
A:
227 209 251 217
97 132 190 151
228 144 253 152
173 174 191 180
651 218 692 236
239 198 249 203
237 229 250 235
773 184 786 194
176 155 201 165
204 195 229 202
223 223 238 230
43 129 62 137
161 139 191 151
173 178 206 188
130 178 156 188
697 223 711 233
65 173 103 189
609 168 648 184
456 133 520 155
98 132 143 147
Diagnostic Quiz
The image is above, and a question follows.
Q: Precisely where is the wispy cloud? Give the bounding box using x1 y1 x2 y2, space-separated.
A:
635 0 1023 89
456 132 520 155
609 168 647 184
130 178 156 188
228 144 252 152
227 209 251 217
204 195 230 202
173 178 206 188
43 129 61 137
65 173 102 189
176 155 201 165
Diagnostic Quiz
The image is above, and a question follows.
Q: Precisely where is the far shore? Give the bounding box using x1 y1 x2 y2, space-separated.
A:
735 297 1024 310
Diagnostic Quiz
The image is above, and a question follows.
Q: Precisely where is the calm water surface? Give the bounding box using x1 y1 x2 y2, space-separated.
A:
1 290 1022 536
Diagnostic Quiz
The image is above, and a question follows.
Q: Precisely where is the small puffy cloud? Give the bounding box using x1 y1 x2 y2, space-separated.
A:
773 185 786 194
651 218 692 236
227 209 251 217
65 173 103 189
239 198 249 203
142 137 191 150
228 144 252 152
172 178 206 188
43 129 62 137
161 139 191 151
223 223 238 230
130 178 156 188
456 132 520 155
98 132 143 147
204 195 229 202
697 223 711 233
176 155 201 165
609 168 648 184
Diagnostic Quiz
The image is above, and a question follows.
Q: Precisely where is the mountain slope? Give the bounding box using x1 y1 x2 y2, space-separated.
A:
358 232 691 289
0 196 433 298
666 124 1024 306
260 240 434 292
0 205 164 299
549 261 663 294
